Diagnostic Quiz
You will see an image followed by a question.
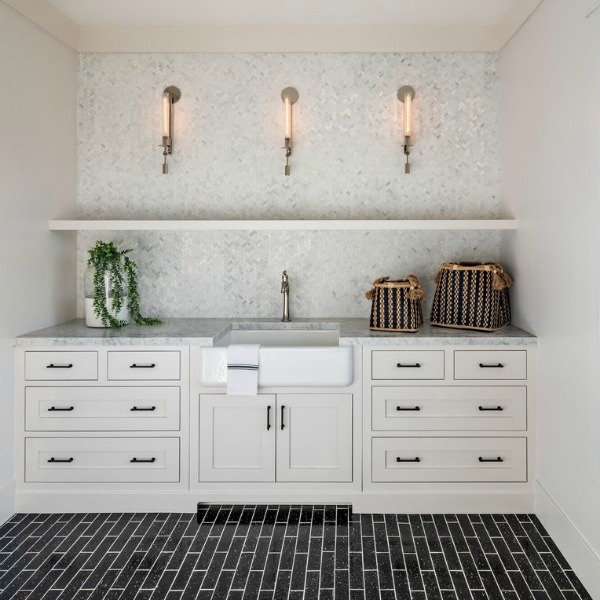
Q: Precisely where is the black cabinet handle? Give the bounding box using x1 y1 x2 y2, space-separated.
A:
267 405 272 430
48 406 74 412
478 457 504 463
130 406 157 412
397 363 421 368
130 363 156 369
46 363 73 369
479 363 504 368
48 457 73 463
281 405 285 430
130 457 156 463
396 406 421 412
396 457 421 463
478 406 504 412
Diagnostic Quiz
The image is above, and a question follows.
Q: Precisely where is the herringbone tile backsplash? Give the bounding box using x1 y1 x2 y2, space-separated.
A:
77 53 502 318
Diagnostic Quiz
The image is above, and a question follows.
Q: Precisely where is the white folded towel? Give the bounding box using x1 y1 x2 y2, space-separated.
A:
227 344 260 395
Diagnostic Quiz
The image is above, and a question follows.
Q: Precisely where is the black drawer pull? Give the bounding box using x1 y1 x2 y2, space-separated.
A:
48 457 73 463
397 363 421 368
267 405 272 431
281 405 285 430
396 457 421 463
478 406 504 412
478 456 504 463
46 363 73 369
48 406 75 412
396 406 421 412
130 406 157 412
479 363 504 368
130 457 156 463
130 363 156 369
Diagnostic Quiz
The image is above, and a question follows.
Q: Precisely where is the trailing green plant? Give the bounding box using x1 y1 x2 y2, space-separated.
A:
87 241 162 328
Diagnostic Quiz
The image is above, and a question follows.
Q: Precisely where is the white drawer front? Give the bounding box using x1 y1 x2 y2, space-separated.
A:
372 387 526 431
25 352 98 381
107 351 181 381
454 350 527 380
25 437 180 483
25 387 180 432
372 437 527 483
371 351 445 380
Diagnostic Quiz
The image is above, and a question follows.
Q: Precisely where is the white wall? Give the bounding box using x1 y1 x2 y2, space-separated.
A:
0 2 77 523
500 0 600 596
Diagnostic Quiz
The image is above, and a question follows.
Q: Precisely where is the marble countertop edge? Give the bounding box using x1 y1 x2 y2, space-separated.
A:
15 318 536 347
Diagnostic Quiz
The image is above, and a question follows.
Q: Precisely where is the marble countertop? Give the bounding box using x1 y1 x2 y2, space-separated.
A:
15 318 536 347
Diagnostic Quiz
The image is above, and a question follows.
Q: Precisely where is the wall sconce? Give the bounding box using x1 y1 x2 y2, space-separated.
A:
397 85 416 174
281 87 299 176
161 85 181 174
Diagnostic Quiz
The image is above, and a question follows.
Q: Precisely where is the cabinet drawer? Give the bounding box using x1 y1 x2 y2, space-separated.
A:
25 352 98 381
107 351 181 381
372 387 526 431
371 351 445 380
372 437 526 483
454 351 527 380
25 437 180 483
25 387 180 432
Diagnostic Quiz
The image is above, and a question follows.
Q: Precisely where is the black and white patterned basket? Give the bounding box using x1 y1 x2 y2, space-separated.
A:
430 262 512 331
365 275 425 332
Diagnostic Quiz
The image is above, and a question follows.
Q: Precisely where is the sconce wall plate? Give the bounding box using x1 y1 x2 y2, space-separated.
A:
161 85 181 175
281 87 299 176
397 85 416 174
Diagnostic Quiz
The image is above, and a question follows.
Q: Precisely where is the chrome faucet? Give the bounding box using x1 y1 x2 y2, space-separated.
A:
281 270 291 322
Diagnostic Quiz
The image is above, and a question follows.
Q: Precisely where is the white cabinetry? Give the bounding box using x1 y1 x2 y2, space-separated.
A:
361 345 535 513
199 395 275 482
276 394 352 483
15 346 189 512
198 393 353 484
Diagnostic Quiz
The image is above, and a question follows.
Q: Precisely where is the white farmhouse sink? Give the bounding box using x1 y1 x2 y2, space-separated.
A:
200 324 353 387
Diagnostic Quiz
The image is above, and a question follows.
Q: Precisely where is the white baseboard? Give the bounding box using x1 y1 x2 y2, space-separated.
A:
0 479 15 525
15 491 361 513
535 479 600 600
353 492 534 514
16 489 534 514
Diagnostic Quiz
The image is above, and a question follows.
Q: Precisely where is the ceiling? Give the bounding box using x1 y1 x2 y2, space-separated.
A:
46 0 519 27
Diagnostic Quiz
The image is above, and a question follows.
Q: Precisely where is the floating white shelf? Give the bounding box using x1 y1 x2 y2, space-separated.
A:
48 219 517 231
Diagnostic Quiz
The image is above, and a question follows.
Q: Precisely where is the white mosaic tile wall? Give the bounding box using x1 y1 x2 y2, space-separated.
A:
77 53 502 318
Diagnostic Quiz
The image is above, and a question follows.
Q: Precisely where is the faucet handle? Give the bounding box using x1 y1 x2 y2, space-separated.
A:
281 270 289 293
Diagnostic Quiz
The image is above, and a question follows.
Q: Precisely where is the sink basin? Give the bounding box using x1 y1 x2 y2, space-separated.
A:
200 324 353 387
214 328 340 347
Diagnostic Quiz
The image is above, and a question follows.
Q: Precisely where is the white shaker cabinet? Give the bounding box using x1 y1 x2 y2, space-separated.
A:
276 394 352 483
198 393 353 484
199 394 276 482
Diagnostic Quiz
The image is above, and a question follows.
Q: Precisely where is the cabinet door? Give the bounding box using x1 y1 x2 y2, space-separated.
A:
276 394 352 482
199 394 275 482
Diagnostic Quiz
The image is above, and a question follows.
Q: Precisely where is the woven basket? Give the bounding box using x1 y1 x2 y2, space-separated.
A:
430 262 512 331
365 275 425 332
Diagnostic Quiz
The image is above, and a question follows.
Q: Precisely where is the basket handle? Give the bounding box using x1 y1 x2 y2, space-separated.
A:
365 277 389 301
407 274 425 300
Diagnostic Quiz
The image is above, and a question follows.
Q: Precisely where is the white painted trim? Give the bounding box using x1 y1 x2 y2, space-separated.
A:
48 219 518 232
14 490 534 514
535 479 600 600
497 0 543 49
0 479 16 525
354 491 534 514
0 0 78 49
77 23 501 53
15 491 361 513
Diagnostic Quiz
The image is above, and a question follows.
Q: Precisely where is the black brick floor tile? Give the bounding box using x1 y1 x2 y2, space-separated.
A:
0 506 591 600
